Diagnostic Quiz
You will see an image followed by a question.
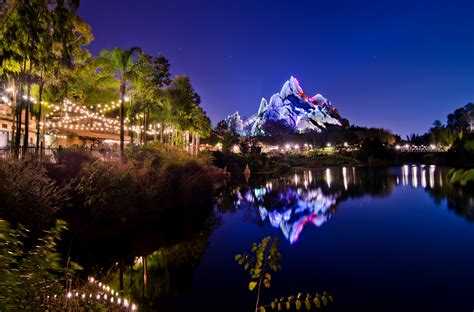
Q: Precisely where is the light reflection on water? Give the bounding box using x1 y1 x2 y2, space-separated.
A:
232 165 470 244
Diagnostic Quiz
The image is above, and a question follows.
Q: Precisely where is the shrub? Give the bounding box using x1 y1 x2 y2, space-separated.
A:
0 160 70 235
77 160 138 220
47 148 96 183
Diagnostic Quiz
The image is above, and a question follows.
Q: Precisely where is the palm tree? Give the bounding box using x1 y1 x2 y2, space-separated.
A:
99 47 141 158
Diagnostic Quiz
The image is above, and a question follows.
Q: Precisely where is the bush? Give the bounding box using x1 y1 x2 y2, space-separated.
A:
0 160 70 235
77 146 228 219
77 160 138 220
357 138 394 165
48 148 96 183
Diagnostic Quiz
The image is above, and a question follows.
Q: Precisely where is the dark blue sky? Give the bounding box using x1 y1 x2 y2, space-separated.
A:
79 0 474 136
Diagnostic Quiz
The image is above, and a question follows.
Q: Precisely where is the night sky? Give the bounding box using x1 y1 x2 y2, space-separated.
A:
79 0 474 136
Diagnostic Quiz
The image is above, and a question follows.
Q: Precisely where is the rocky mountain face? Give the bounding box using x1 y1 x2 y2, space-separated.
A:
243 76 343 136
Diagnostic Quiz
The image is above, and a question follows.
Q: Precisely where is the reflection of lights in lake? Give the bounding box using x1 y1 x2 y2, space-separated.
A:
326 168 332 188
342 167 348 190
402 165 409 186
58 276 139 310
412 165 418 188
421 168 427 188
253 187 266 200
429 165 435 188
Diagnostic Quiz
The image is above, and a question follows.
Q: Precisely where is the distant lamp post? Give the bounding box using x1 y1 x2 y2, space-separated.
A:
326 142 331 147
395 145 401 150
343 142 348 147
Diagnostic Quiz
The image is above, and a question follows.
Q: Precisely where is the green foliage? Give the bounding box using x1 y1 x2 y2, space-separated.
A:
54 57 119 105
261 292 334 311
449 168 474 186
357 137 394 165
464 138 474 153
424 103 474 148
236 237 333 311
167 75 211 136
235 236 282 291
0 219 89 310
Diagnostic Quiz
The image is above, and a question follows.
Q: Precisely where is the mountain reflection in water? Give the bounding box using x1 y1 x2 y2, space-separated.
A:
231 165 474 243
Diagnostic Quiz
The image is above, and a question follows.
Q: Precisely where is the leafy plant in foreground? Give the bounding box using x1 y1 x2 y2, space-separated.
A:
0 219 91 310
235 236 333 311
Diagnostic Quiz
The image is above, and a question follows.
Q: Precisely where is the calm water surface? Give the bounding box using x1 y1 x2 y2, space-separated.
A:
77 165 474 311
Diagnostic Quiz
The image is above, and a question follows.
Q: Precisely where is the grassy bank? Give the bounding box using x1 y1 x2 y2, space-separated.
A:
210 150 361 177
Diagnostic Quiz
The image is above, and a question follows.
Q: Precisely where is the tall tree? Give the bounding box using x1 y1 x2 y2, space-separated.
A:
1 0 92 156
130 52 171 147
99 47 141 158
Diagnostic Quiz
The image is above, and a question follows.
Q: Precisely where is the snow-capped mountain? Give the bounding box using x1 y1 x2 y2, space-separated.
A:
244 76 343 136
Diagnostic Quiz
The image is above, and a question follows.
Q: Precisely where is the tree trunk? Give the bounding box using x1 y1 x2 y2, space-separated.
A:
119 260 124 294
186 130 190 152
119 83 125 159
153 124 157 141
183 131 186 151
22 77 32 158
139 117 143 145
9 80 16 153
160 122 164 144
35 82 44 153
14 85 23 158
196 133 200 154
142 256 148 299
144 109 149 148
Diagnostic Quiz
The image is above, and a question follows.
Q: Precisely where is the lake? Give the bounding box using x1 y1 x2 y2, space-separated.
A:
73 165 474 311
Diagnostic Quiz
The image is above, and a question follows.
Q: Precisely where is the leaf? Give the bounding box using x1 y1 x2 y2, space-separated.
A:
271 302 276 309
235 254 242 261
259 307 266 312
321 296 328 306
249 281 257 291
305 299 311 310
263 279 271 288
265 273 271 281
295 300 302 310
450 169 465 184
285 301 291 310
277 303 282 311
313 298 321 308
